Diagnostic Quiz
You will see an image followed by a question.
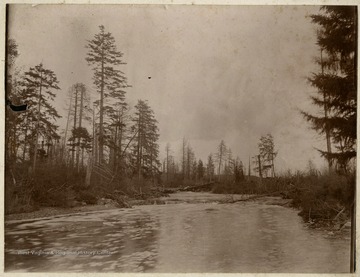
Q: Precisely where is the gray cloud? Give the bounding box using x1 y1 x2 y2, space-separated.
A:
8 4 326 172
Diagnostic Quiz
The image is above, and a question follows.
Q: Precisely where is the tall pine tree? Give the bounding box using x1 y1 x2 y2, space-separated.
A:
131 100 160 180
206 154 215 182
86 25 128 163
303 6 357 172
19 63 61 169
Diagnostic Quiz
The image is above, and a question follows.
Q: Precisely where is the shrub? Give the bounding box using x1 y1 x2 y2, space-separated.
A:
33 188 75 208
75 190 98 205
211 171 353 223
286 172 352 221
5 161 88 210
5 175 38 214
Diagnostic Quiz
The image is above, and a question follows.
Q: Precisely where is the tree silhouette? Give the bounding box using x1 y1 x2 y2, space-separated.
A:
303 6 357 172
86 25 128 163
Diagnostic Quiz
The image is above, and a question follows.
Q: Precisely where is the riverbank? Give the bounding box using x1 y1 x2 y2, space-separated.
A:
4 192 276 221
0 192 317 220
211 174 353 231
4 196 169 222
4 191 351 238
5 203 118 222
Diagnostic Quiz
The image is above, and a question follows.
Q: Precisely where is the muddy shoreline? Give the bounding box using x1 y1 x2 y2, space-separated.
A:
4 192 351 238
4 193 282 222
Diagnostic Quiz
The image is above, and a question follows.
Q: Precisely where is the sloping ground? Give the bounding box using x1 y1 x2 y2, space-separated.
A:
5 192 285 222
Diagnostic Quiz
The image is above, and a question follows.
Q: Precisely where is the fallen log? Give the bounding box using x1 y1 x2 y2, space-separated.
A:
180 182 214 192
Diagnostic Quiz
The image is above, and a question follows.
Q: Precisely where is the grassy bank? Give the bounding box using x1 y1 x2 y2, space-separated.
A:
5 162 168 215
211 171 354 227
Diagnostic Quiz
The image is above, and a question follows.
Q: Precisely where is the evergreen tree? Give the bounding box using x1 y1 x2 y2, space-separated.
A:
206 154 215 182
131 100 160 180
258 134 277 177
234 157 244 182
105 103 129 172
66 83 92 169
191 159 197 181
104 71 128 171
86 25 128 163
186 143 195 180
303 6 357 172
165 143 171 181
78 127 92 169
224 148 234 178
19 63 61 169
197 159 205 180
252 154 263 178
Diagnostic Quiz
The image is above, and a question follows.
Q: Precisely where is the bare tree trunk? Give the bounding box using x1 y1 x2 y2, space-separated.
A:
257 155 262 179
187 147 191 180
150 150 154 185
218 155 222 179
94 135 98 164
9 115 18 162
92 102 96 162
85 155 92 187
76 85 84 171
321 49 332 171
47 141 51 159
99 54 105 163
79 87 84 127
62 98 72 162
22 115 29 161
112 125 118 171
117 122 123 173
81 147 84 169
137 114 142 181
182 137 186 180
33 71 43 171
166 144 170 182
272 153 276 177
73 86 78 167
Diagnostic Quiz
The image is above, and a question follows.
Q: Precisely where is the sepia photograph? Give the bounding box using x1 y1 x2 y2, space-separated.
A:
3 2 357 274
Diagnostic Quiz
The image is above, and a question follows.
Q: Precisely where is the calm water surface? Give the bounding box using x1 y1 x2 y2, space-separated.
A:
5 192 350 273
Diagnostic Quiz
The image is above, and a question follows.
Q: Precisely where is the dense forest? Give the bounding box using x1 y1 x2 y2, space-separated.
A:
5 6 357 233
5 25 163 211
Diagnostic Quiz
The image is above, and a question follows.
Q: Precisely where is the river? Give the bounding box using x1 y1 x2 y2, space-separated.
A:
5 191 350 273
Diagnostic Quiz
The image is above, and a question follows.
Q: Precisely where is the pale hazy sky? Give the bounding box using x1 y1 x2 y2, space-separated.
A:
8 4 328 173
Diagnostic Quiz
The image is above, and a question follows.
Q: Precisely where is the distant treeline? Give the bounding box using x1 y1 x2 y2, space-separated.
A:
5 6 356 217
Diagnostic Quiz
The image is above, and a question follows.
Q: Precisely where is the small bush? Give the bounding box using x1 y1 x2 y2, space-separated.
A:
75 190 98 205
33 188 75 208
286 172 352 221
5 167 38 214
5 161 88 210
210 171 353 223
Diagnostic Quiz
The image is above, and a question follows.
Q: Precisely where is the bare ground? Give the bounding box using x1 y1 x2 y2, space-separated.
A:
5 204 120 222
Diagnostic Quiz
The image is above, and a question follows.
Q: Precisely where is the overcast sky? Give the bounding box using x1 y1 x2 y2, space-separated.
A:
8 4 328 173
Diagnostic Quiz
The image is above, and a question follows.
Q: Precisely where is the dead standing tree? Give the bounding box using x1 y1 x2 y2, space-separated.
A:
215 140 227 181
